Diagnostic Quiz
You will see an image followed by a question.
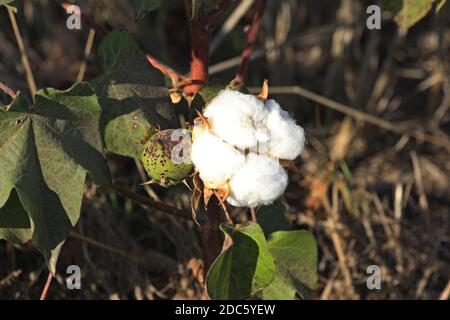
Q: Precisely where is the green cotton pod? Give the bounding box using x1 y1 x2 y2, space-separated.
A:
141 129 194 185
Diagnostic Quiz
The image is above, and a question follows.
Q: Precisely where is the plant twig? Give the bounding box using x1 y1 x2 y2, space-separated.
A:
103 182 195 222
39 272 54 300
76 28 96 83
7 7 37 101
146 54 187 86
0 82 17 100
233 0 267 86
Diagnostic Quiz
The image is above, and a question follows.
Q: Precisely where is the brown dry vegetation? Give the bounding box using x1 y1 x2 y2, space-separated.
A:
0 0 449 300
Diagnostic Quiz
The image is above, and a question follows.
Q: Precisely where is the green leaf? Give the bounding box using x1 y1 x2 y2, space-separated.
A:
1 0 16 7
91 31 178 160
206 222 276 300
0 189 32 244
256 200 290 237
1 0 17 12
134 0 161 19
0 83 110 273
262 230 318 300
261 268 297 300
385 0 436 29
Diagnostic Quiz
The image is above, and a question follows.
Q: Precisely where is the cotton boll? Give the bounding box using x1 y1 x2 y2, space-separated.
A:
191 127 245 189
203 90 269 149
265 99 305 160
227 153 288 207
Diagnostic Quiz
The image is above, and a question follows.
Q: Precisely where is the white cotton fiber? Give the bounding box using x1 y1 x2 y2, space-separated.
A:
191 128 245 189
265 99 305 160
191 90 305 208
203 90 269 149
226 153 288 208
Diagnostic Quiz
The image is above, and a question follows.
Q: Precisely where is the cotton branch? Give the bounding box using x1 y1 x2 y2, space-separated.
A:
183 0 237 97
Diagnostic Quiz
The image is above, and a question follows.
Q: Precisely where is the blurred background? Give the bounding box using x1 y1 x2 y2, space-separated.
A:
0 0 449 299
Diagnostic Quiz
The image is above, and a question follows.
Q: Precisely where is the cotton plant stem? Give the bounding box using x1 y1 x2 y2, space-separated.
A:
184 10 211 96
7 7 37 101
183 0 236 96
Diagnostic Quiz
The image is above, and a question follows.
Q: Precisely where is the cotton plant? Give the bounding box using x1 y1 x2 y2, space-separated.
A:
190 81 306 208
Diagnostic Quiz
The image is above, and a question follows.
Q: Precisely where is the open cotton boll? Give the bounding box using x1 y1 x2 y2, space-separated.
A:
203 90 269 149
265 99 305 160
227 153 288 207
191 128 245 189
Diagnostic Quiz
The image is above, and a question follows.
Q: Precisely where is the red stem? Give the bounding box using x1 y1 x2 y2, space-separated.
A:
146 54 187 84
234 0 267 86
185 20 210 96
183 0 236 97
39 272 54 300
0 82 17 99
